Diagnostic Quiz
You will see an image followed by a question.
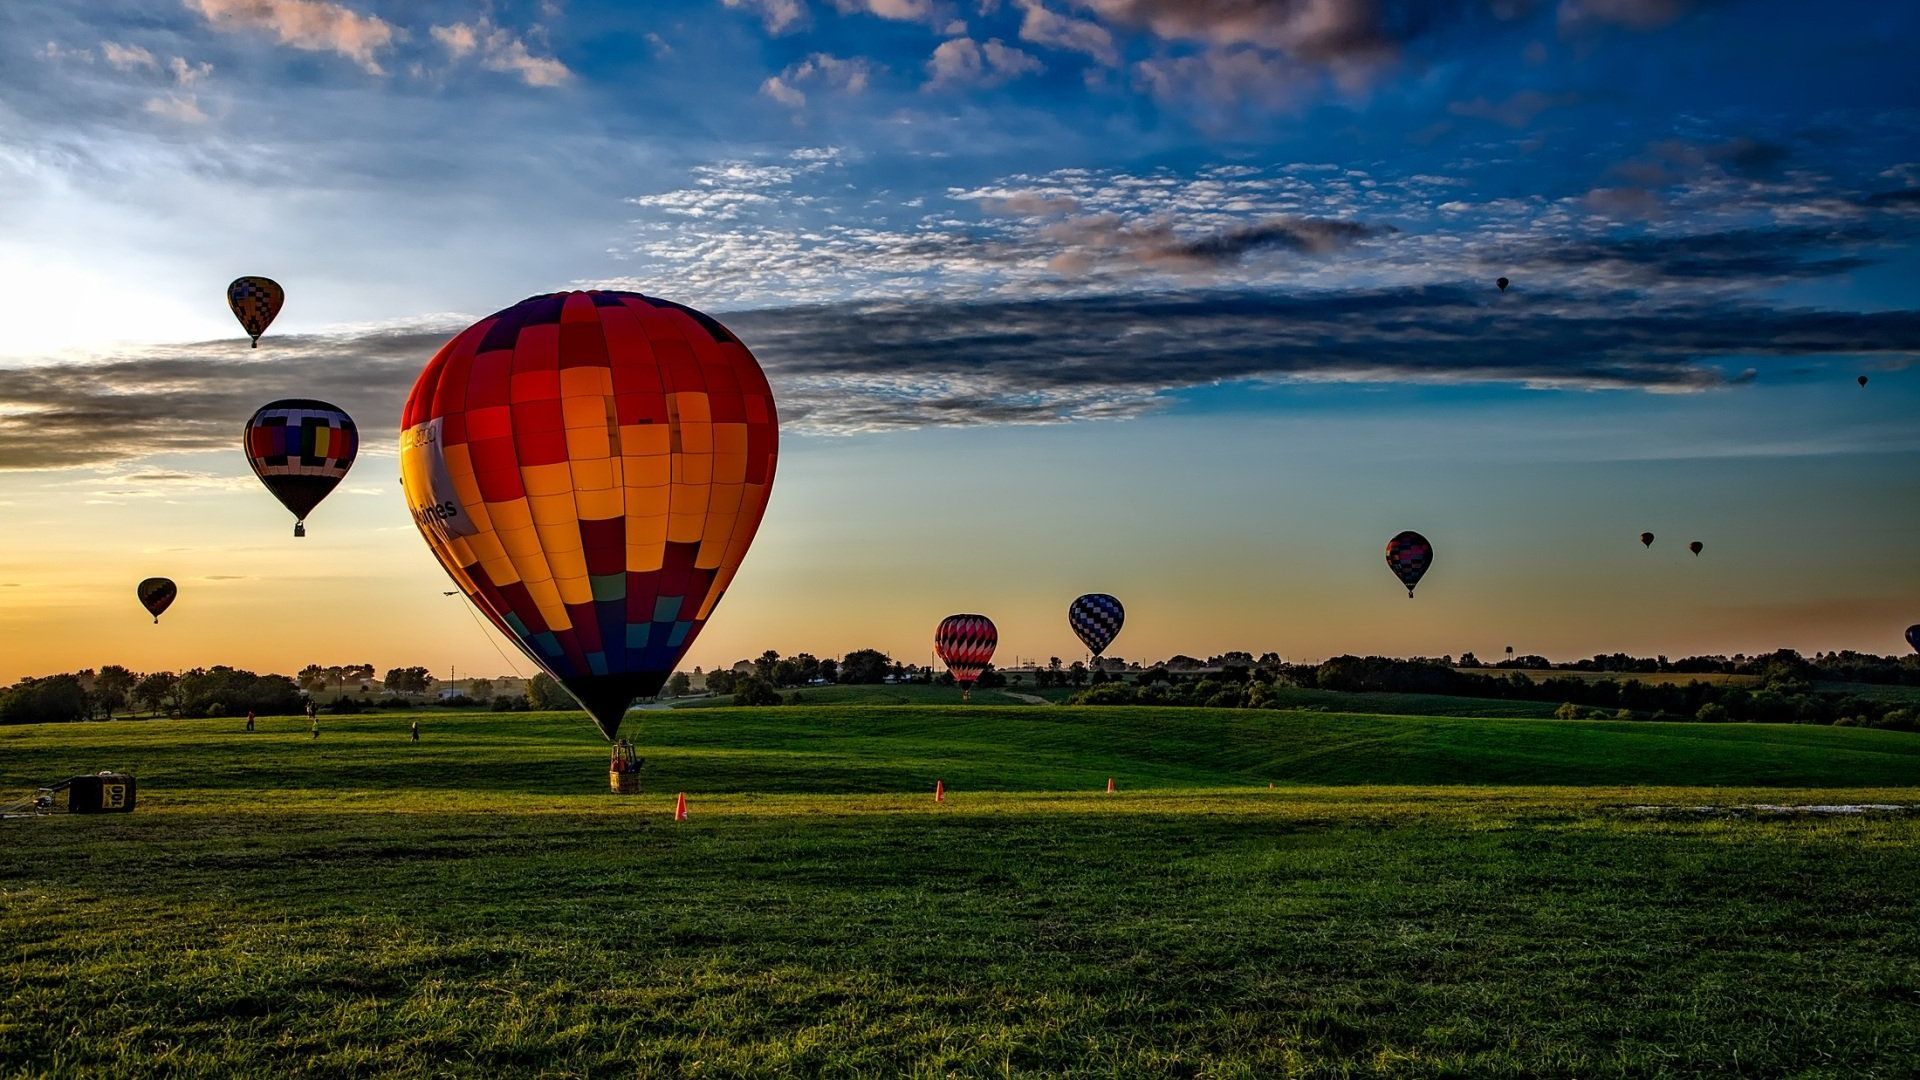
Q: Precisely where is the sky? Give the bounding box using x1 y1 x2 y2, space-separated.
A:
1 0 1917 683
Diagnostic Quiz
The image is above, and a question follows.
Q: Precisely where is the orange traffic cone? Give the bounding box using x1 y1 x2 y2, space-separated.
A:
934 779 945 803
1106 777 1115 793
674 792 688 821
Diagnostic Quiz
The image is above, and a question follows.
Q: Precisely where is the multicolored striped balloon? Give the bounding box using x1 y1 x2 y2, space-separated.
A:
400 291 779 740
1385 530 1432 598
1068 593 1124 657
136 577 176 623
244 399 357 537
935 614 997 700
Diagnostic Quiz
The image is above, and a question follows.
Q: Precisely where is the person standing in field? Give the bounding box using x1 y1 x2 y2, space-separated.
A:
410 719 419 742
245 709 255 732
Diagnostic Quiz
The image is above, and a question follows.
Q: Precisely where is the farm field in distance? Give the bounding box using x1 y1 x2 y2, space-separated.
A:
4 706 1919 1077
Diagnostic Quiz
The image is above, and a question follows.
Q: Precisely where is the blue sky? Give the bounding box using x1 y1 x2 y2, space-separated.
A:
1 0 1917 679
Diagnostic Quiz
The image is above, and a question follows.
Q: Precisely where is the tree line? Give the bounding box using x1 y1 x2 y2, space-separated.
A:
1067 651 1920 730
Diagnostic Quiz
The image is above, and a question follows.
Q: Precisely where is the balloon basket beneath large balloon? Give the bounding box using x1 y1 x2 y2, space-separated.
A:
608 739 642 794
293 521 306 538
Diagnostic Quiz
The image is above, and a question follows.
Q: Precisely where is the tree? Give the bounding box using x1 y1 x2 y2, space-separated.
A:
297 664 326 693
0 674 90 724
469 677 494 700
732 675 781 706
705 669 739 695
93 665 136 719
839 649 893 684
1068 661 1087 687
666 672 692 697
753 650 780 683
1696 702 1731 723
527 673 570 710
134 671 181 717
384 666 433 694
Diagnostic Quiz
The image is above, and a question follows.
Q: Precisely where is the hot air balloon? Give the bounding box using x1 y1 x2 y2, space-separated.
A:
1385 531 1432 598
1496 276 1510 292
934 614 997 702
1068 593 1125 658
1689 541 1703 556
227 277 284 347
137 577 176 623
1640 532 1655 548
245 400 357 537
1505 645 1514 657
1906 624 1919 655
1859 375 1869 387
400 291 779 740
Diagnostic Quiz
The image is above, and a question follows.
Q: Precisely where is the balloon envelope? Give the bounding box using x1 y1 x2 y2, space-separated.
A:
1068 593 1125 657
245 399 357 533
1689 541 1703 555
1907 624 1920 654
1859 375 1869 387
137 577 176 622
1385 531 1432 597
227 277 284 347
400 291 779 739
1640 532 1655 547
1496 277 1509 292
935 614 997 686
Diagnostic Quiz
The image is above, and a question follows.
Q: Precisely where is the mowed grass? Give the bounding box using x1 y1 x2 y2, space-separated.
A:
669 683 1079 708
4 707 1920 1078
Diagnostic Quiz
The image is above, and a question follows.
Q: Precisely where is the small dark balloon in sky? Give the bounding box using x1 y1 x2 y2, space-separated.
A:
1496 277 1509 292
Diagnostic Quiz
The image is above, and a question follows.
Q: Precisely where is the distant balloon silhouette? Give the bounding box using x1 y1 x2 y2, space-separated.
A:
1068 594 1125 658
400 290 780 740
1906 624 1919 654
1689 541 1703 556
227 276 284 347
1640 532 1655 548
1385 531 1432 598
1496 277 1510 292
1505 645 1514 656
935 614 997 701
245 399 357 537
1859 375 1869 387
137 577 176 623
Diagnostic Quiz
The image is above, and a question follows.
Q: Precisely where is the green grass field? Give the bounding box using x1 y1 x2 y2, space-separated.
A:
668 683 1080 708
5 707 1919 1077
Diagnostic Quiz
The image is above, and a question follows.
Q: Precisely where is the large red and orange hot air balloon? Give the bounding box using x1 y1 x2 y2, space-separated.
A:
400 291 778 739
934 614 997 702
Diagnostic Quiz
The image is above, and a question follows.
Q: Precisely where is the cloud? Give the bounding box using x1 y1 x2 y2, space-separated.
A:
1069 0 1407 65
170 56 216 87
761 53 877 107
925 37 1044 89
0 327 446 469
1558 0 1700 31
1132 46 1308 112
1448 89 1577 128
8 283 1915 463
186 0 397 74
101 42 159 72
430 20 571 86
721 0 809 34
1014 0 1120 65
829 0 937 21
1040 214 1390 274
1539 225 1882 284
144 94 211 123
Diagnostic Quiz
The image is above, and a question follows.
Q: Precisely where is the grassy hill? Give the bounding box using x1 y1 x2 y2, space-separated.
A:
3 707 1918 1077
6 705 1919 797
